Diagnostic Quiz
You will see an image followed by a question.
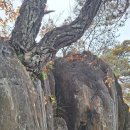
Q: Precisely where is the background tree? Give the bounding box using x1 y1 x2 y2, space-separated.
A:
101 40 130 109
112 40 130 57
0 0 19 38
101 45 130 78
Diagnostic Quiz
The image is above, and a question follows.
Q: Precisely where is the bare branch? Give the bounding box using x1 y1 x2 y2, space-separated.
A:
44 10 55 15
10 0 47 53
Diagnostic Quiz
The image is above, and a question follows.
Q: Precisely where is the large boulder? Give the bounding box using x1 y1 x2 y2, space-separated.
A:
0 42 54 130
53 51 129 130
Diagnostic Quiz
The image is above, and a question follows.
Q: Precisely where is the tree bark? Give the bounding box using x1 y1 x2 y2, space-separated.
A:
10 0 47 53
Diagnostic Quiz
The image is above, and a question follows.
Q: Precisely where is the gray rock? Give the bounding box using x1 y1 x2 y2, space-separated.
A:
53 52 129 130
0 42 129 130
0 42 48 130
54 117 68 130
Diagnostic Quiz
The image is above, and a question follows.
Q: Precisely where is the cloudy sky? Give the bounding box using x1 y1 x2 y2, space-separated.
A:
46 0 76 24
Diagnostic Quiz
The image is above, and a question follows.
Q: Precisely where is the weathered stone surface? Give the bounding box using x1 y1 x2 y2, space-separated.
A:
54 117 68 130
53 51 129 130
125 113 130 130
0 42 49 130
0 41 129 130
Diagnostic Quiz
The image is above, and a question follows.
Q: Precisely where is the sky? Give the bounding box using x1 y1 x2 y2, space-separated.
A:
117 19 130 42
46 0 76 25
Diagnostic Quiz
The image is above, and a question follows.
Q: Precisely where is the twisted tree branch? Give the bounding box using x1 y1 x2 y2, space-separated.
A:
36 0 102 53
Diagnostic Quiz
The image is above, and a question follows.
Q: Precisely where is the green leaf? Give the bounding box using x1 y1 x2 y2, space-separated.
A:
41 72 47 80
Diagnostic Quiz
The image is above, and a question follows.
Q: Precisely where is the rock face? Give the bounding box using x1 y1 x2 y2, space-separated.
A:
0 41 129 130
53 52 130 130
0 42 54 130
54 117 68 130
